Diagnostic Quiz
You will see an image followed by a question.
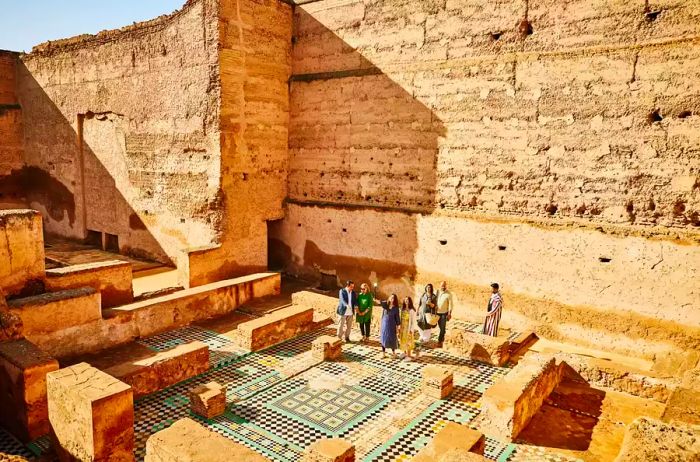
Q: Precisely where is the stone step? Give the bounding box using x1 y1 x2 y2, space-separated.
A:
45 260 133 308
232 304 315 351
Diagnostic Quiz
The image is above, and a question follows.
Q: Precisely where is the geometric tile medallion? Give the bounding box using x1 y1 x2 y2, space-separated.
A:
267 383 388 436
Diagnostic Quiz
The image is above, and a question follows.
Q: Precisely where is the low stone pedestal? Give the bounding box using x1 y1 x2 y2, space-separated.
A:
615 417 700 461
413 422 485 462
189 381 226 419
311 335 343 361
47 363 134 461
422 366 454 399
0 339 59 441
478 353 562 441
444 329 510 366
145 418 268 462
302 438 354 462
234 305 314 351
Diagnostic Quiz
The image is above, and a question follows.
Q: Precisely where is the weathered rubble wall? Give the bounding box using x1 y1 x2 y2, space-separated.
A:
0 51 26 209
271 0 700 361
14 0 221 265
184 0 292 286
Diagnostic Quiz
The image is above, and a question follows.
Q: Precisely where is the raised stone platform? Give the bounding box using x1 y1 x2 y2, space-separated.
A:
302 438 355 462
102 341 210 399
478 353 563 441
412 422 485 462
0 339 58 442
615 417 700 461
46 260 133 308
6 287 101 336
444 328 511 366
145 417 268 462
47 363 134 461
233 304 314 351
31 272 281 359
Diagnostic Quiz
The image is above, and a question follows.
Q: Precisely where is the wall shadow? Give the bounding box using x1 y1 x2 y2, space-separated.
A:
270 9 446 298
0 60 171 265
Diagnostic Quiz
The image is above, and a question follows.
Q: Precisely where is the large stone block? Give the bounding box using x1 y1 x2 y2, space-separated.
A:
301 438 355 462
46 260 133 308
311 335 342 361
421 366 454 400
47 363 134 462
444 328 511 366
0 210 45 297
145 417 268 462
661 387 700 426
7 287 101 336
615 417 700 461
0 339 59 442
234 305 315 351
478 353 563 441
189 381 226 419
103 341 209 399
412 422 485 462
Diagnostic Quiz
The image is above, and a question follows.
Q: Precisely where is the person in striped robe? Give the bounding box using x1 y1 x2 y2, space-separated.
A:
483 283 503 337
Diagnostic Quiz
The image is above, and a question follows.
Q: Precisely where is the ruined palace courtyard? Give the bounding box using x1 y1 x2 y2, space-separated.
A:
1 0 699 461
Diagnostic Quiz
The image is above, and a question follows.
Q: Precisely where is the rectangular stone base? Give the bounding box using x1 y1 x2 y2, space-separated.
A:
444 328 510 366
145 418 268 462
103 341 209 399
413 422 484 462
421 366 454 399
189 382 226 419
478 353 563 441
0 339 59 441
302 438 355 462
48 363 134 461
311 335 343 361
234 305 314 351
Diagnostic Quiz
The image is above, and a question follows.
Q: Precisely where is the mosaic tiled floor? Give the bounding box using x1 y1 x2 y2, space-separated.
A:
0 322 580 462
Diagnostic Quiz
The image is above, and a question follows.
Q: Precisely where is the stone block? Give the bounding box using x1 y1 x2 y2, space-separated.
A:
301 438 355 462
0 209 45 297
478 353 563 441
444 328 511 366
615 417 700 461
413 422 485 462
311 335 342 361
7 287 101 336
104 341 210 399
144 417 268 462
421 366 454 399
661 387 700 426
47 363 134 462
0 454 31 462
0 339 59 442
189 381 226 419
46 260 133 308
234 305 314 351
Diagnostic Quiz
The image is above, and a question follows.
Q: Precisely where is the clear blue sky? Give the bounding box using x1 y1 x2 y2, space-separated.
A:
0 1 187 52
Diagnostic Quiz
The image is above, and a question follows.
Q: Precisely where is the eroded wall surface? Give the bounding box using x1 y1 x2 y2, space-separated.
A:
272 0 700 360
14 0 221 264
185 0 293 286
0 51 26 209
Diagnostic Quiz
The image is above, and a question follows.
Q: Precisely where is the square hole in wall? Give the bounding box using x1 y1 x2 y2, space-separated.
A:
85 229 102 247
105 233 119 253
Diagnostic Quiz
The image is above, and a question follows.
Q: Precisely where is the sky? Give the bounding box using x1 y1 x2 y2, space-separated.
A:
0 1 187 53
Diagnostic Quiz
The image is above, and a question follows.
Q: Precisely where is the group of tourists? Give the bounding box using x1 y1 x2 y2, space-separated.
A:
336 280 504 360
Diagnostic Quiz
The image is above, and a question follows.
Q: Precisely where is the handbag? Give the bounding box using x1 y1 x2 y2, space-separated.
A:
425 312 439 327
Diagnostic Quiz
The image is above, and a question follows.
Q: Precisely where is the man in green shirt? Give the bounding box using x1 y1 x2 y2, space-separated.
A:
356 283 374 341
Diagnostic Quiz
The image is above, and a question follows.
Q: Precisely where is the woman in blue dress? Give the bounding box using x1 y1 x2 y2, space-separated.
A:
379 294 401 358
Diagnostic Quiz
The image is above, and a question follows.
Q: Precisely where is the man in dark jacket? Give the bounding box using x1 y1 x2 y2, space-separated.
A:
337 280 358 342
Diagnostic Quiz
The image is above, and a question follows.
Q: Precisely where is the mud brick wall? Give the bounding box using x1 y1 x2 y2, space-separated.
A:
271 0 700 361
184 0 292 286
0 51 26 208
14 0 222 264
